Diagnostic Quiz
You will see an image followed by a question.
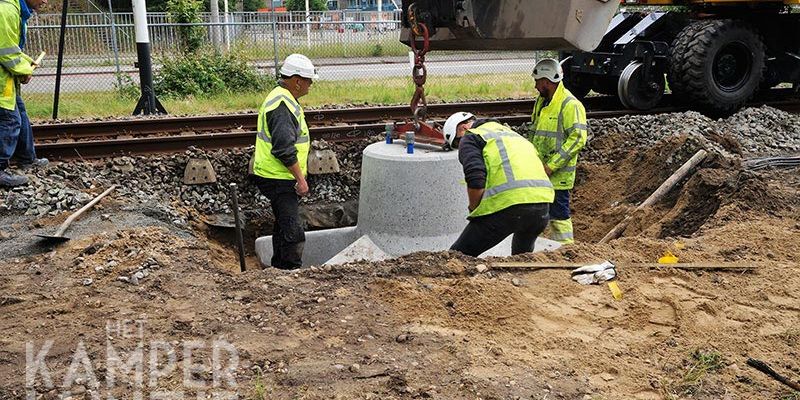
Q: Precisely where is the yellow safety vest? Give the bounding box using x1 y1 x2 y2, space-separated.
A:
0 0 33 111
530 82 588 190
467 121 555 218
253 86 310 180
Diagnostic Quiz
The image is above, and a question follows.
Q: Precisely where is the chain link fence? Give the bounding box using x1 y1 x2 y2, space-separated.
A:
24 10 542 115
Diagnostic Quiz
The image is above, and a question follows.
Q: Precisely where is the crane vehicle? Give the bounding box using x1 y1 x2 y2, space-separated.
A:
399 0 800 116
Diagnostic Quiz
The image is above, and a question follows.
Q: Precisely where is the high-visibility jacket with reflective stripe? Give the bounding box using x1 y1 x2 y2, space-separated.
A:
253 86 310 180
530 82 588 190
0 0 33 111
467 121 555 218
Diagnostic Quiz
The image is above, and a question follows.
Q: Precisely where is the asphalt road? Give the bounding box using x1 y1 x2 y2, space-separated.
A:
24 58 536 94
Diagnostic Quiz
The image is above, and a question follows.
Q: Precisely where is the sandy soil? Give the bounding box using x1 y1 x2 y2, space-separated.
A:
1 128 799 399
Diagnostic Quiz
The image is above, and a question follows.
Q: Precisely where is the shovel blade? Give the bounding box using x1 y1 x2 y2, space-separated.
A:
35 234 70 244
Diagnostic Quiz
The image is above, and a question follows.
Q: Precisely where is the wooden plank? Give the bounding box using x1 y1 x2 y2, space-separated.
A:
628 262 756 271
490 261 756 271
490 262 582 269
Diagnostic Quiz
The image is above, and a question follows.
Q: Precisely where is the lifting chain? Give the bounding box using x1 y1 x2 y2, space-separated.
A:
407 5 430 132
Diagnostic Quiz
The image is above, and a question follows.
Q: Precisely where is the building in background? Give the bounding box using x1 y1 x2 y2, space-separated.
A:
327 0 398 10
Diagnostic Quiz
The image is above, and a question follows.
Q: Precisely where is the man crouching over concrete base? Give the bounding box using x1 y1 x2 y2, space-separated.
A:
443 112 554 257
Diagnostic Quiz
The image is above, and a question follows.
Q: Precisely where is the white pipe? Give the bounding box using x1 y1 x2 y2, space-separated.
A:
132 0 149 43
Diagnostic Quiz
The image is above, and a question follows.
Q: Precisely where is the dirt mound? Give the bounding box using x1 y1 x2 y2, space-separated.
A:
2 108 800 398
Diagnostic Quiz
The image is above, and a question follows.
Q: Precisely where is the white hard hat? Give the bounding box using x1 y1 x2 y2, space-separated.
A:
443 112 474 148
532 58 563 83
280 53 318 80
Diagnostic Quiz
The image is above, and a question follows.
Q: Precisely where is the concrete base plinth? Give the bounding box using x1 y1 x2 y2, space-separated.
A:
255 141 561 267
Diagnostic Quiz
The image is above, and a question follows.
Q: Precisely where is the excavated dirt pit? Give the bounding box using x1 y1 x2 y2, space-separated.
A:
1 107 799 399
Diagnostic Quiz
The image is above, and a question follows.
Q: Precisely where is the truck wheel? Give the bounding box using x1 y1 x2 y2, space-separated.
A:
618 61 665 110
671 20 765 116
667 20 709 97
562 58 592 99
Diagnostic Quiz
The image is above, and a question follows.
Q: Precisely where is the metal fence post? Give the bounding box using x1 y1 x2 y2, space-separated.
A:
223 0 230 50
52 0 68 120
272 8 279 79
107 0 122 87
210 0 221 49
304 0 310 48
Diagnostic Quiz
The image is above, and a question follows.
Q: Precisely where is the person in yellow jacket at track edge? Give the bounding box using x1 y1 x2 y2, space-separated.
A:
0 0 49 188
443 112 554 257
529 58 588 245
251 54 317 269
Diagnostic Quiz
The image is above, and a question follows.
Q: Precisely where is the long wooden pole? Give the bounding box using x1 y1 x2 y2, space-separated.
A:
599 149 708 244
490 261 755 271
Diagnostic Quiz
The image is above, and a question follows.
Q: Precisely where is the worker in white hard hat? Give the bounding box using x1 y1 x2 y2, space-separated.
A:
443 112 554 257
251 53 318 269
529 58 588 245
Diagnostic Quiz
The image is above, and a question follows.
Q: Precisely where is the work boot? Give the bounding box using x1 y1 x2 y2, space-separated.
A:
0 170 29 187
19 158 49 170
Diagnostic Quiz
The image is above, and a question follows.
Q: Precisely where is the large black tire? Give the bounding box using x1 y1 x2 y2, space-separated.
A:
667 20 710 98
561 57 592 99
669 19 765 116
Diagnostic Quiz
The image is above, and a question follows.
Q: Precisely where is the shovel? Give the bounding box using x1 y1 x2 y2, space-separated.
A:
36 185 117 244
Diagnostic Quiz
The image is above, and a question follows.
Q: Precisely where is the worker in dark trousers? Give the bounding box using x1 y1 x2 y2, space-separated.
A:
0 0 49 188
443 112 555 257
530 58 588 244
251 54 317 269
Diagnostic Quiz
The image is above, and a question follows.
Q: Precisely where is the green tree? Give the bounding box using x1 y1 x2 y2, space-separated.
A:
243 0 264 11
203 0 264 12
167 0 206 54
284 0 327 12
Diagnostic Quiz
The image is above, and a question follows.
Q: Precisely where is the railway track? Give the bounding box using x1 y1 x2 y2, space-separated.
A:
33 92 800 160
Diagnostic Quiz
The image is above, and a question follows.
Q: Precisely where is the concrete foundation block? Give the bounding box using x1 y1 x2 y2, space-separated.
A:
255 141 561 268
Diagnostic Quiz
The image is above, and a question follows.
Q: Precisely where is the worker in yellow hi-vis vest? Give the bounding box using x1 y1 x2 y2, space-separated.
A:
443 112 554 257
251 54 317 269
529 58 588 245
0 0 49 188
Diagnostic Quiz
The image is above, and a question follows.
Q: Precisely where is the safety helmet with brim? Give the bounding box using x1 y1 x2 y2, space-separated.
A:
280 53 319 80
443 112 475 149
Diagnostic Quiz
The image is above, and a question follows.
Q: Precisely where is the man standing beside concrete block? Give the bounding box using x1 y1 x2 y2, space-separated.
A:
529 58 588 245
443 112 554 257
251 54 317 269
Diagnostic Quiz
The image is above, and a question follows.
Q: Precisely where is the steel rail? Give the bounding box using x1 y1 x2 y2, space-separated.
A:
34 93 800 160
32 108 684 159
33 89 800 142
33 99 539 141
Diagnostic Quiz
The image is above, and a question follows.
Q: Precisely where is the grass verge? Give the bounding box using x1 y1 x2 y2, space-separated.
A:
25 73 537 121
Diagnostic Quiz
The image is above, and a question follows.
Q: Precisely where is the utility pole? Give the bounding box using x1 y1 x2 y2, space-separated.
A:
132 0 166 115
223 0 231 50
210 0 221 48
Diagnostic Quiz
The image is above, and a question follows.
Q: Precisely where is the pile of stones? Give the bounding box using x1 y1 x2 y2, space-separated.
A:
585 105 800 162
0 140 368 218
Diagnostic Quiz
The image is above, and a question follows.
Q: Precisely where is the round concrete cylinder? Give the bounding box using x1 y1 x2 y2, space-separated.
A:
254 140 560 268
357 142 467 244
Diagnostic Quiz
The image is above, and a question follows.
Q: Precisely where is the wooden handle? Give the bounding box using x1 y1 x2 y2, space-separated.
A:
54 185 117 237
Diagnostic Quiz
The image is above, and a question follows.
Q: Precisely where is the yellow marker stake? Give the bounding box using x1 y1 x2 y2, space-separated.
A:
608 281 623 300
